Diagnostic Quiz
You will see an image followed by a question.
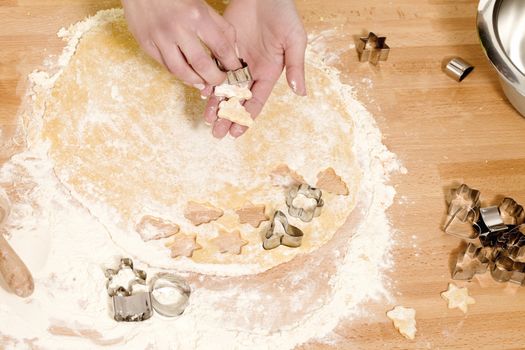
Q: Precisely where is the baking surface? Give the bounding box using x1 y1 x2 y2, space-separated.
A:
1 0 525 349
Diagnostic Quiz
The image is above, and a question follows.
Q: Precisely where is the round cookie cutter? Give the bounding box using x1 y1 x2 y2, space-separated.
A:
149 272 191 317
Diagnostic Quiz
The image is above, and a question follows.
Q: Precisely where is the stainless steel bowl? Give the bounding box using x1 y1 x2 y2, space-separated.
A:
478 0 525 116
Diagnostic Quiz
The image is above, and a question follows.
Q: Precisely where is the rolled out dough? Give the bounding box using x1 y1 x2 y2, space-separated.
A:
39 15 362 275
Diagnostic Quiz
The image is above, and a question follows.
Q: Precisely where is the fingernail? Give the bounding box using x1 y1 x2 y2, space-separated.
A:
193 83 205 91
201 95 208 100
230 124 247 137
290 80 298 93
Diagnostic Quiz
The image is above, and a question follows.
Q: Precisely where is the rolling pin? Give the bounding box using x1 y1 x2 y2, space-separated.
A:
0 190 34 298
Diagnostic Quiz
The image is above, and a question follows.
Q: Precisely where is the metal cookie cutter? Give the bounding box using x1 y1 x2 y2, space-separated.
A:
499 197 525 226
443 57 474 82
215 58 252 86
105 258 153 322
286 184 324 223
443 184 481 239
149 273 191 317
105 258 191 321
356 32 390 65
262 210 304 250
452 243 489 280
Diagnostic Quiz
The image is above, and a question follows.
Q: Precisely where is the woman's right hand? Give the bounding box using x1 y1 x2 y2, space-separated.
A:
122 0 242 95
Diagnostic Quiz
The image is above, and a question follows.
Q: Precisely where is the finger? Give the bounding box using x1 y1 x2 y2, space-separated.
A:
204 11 242 71
284 33 307 96
141 38 164 66
204 96 221 125
178 35 226 86
229 79 276 138
212 118 232 139
156 40 206 88
243 79 276 119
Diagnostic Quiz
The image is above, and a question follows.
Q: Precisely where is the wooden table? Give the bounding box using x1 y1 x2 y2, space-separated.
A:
2 1 525 349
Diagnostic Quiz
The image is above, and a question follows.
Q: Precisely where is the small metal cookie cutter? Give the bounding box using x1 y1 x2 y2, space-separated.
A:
356 32 390 65
105 258 191 321
286 184 324 223
443 184 481 239
215 58 252 86
499 197 525 226
443 57 474 82
105 258 153 322
149 273 191 317
451 243 489 280
262 210 304 250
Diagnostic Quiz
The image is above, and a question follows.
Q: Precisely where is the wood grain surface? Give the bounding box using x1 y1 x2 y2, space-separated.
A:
2 0 525 349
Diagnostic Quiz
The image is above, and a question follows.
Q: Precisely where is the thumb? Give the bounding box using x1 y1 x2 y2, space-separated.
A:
284 33 307 96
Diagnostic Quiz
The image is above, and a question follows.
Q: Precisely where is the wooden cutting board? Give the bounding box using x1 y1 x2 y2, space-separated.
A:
1 1 525 348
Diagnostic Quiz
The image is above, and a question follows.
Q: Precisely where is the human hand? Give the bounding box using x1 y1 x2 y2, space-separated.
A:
204 0 307 138
122 0 242 95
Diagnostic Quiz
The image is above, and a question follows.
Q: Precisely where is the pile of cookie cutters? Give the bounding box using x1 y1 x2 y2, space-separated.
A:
262 184 324 250
443 184 525 285
105 258 190 322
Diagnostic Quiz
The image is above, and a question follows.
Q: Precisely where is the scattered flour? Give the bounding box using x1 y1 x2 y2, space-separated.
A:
0 9 405 350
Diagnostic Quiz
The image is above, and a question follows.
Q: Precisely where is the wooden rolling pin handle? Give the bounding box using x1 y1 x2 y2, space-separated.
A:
0 234 34 298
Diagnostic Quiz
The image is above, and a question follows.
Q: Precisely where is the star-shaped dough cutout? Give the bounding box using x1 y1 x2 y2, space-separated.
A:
165 234 202 258
441 283 475 314
236 202 269 228
386 306 417 340
211 229 248 255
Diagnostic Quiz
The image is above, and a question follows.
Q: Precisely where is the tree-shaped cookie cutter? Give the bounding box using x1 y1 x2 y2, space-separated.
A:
262 210 304 250
215 58 252 86
105 258 152 322
443 184 481 239
286 184 324 223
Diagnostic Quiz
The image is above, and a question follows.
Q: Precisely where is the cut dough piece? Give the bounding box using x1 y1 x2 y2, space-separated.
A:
270 164 306 187
184 201 224 226
386 306 417 340
292 194 319 212
218 98 254 127
441 283 475 314
135 215 179 241
211 229 248 255
214 84 252 100
165 234 202 258
316 168 349 195
236 202 269 228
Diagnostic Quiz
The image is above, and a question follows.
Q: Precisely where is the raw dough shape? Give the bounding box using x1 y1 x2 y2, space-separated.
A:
236 202 269 228
270 164 306 187
135 215 179 241
217 98 254 127
165 234 202 258
211 229 248 255
184 201 224 226
292 194 319 212
386 306 417 340
316 167 349 195
214 84 252 100
440 283 475 314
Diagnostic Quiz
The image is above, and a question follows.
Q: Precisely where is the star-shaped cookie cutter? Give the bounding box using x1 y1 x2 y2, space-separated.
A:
105 258 152 322
262 210 304 250
443 184 481 239
286 184 324 223
356 32 390 65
